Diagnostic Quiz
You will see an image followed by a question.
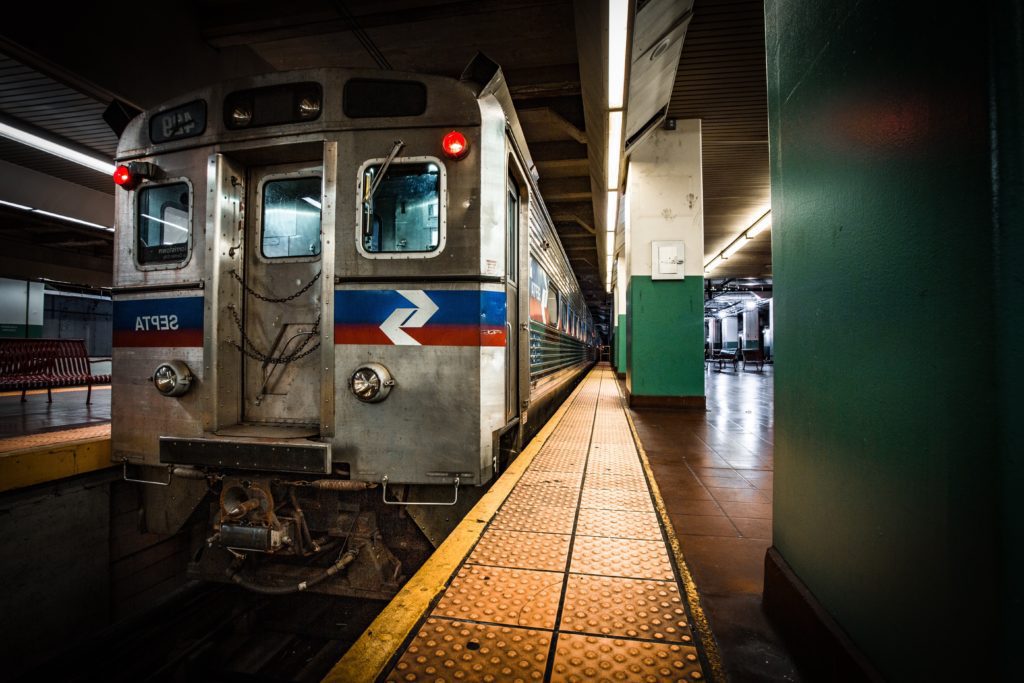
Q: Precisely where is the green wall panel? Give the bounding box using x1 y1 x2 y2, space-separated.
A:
625 276 704 398
766 1 1007 678
615 314 626 373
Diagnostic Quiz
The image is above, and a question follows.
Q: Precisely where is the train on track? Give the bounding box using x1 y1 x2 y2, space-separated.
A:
111 54 596 597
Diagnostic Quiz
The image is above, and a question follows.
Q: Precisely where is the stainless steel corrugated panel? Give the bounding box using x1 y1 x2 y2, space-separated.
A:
0 53 118 158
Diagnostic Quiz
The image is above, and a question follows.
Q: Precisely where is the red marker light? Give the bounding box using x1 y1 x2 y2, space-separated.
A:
442 130 469 159
113 165 133 188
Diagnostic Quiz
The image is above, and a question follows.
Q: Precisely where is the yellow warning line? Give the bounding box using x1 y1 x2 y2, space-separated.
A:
618 382 727 683
323 371 593 683
0 385 111 398
0 436 114 493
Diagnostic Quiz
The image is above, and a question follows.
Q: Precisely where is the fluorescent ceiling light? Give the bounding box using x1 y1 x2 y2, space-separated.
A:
746 210 772 238
606 191 618 233
704 256 720 273
32 209 113 232
723 238 745 259
607 111 623 189
302 196 322 210
608 0 628 109
1 198 113 233
0 199 32 211
605 229 614 257
0 121 115 176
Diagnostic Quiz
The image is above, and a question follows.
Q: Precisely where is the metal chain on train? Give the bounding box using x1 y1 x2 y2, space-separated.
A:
226 305 322 365
228 269 321 303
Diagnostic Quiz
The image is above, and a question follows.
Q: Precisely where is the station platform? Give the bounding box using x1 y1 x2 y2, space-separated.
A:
0 385 113 492
328 366 718 682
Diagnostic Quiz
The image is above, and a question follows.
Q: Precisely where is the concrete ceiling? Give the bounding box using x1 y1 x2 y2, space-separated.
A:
0 0 771 323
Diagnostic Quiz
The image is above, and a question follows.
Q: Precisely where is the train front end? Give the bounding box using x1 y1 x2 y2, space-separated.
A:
111 65 521 595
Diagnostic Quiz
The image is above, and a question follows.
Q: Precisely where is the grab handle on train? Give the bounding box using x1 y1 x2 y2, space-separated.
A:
380 475 460 506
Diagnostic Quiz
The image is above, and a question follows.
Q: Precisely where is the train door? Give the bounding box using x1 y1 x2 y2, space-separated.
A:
240 163 324 426
505 176 520 424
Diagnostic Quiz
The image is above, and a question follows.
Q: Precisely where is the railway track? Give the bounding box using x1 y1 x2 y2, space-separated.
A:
20 582 384 682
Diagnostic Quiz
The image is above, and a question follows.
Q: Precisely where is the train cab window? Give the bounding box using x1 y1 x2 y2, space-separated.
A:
261 177 322 258
360 161 441 255
137 182 190 265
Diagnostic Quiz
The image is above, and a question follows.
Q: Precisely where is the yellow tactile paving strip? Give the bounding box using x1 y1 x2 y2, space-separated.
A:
0 424 112 493
380 369 707 682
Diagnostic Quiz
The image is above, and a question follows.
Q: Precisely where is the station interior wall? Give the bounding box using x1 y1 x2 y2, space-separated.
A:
765 0 1023 678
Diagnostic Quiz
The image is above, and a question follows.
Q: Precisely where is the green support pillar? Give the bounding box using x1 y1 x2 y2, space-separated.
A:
622 123 705 408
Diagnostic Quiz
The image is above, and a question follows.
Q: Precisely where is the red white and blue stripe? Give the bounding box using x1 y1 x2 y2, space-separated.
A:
113 297 204 348
334 289 506 346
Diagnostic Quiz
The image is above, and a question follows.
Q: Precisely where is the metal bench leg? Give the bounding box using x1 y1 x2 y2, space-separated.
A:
87 382 92 405
47 385 52 403
21 388 26 403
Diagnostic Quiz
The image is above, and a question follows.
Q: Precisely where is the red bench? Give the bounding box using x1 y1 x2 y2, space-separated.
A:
0 338 111 404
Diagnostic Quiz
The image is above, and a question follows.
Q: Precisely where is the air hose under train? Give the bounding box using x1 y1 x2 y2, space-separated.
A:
225 544 360 595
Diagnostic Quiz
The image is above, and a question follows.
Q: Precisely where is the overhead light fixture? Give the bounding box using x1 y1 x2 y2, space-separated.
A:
0 121 115 176
608 0 628 109
606 191 618 234
605 229 614 258
607 111 623 189
0 198 113 233
746 211 771 238
704 210 772 271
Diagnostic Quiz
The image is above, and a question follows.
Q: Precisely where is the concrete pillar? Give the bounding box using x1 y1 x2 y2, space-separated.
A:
613 253 627 376
707 317 720 349
742 306 760 350
721 316 738 351
623 121 705 408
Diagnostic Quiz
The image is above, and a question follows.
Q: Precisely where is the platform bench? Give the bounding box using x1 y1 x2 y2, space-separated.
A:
0 338 111 404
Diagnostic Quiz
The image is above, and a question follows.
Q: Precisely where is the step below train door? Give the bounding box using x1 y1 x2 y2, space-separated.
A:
239 163 324 427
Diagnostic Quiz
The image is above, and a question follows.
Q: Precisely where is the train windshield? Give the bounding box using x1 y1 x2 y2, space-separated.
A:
362 162 440 253
261 176 322 258
137 182 190 265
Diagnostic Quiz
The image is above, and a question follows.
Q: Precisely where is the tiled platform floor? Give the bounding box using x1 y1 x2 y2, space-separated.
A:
626 364 801 682
384 368 709 682
0 385 111 438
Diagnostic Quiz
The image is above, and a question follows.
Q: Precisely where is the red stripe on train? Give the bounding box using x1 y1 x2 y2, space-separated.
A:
112 329 204 348
334 324 506 346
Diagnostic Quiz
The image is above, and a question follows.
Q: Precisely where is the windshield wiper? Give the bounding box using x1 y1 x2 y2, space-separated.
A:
366 139 405 202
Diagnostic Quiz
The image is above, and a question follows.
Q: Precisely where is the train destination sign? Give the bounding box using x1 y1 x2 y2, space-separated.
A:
149 100 207 143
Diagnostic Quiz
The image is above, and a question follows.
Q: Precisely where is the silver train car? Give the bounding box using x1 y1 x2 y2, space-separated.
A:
111 55 596 596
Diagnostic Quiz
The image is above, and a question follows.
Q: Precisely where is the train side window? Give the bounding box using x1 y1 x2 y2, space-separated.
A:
547 286 560 328
261 176 322 258
137 181 191 266
359 160 443 256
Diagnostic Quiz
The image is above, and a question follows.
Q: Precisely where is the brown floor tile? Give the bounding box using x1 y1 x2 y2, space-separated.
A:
387 618 551 683
731 516 772 541
576 507 662 540
434 565 563 629
676 535 769 595
667 513 739 538
570 536 674 580
699 475 759 489
692 466 743 480
550 633 701 683
491 504 577 535
467 529 571 572
718 500 772 519
560 574 695 643
660 497 726 516
706 487 770 504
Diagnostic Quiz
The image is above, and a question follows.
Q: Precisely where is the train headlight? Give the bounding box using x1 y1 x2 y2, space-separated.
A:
230 105 253 128
152 360 194 397
350 363 394 403
297 95 321 120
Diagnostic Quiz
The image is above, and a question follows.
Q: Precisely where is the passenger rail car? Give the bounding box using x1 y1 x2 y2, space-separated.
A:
111 55 596 596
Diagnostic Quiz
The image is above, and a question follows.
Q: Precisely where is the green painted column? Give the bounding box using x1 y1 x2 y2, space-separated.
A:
615 314 626 375
622 124 705 407
765 1 1020 678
